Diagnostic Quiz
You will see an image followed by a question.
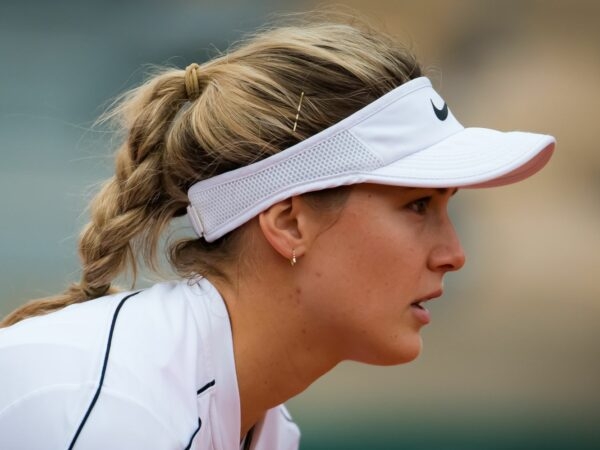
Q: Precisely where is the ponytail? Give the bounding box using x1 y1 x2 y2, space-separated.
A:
1 70 191 327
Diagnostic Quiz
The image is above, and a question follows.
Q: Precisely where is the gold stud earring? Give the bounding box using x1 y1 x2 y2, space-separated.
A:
290 248 297 267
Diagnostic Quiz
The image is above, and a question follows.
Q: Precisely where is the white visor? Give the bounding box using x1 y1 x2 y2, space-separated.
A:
187 77 555 241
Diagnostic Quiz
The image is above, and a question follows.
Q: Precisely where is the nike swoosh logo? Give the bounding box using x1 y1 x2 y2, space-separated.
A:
431 99 448 121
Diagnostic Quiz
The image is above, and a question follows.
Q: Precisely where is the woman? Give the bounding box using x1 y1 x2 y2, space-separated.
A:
0 18 554 450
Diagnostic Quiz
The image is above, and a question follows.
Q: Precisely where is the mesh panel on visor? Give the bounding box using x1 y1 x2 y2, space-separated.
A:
189 129 382 236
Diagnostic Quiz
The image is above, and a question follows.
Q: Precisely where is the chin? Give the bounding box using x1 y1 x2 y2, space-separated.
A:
356 334 423 366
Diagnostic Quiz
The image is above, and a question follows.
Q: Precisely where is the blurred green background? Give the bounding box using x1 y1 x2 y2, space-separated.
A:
1 1 599 448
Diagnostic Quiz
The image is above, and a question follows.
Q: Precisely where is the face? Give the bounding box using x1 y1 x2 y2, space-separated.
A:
300 183 466 366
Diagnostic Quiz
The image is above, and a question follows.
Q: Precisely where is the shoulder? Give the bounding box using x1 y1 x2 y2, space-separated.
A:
104 280 208 377
0 280 202 362
0 280 221 448
0 291 123 415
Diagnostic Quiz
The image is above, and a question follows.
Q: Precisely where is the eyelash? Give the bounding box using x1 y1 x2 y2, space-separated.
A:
407 197 432 215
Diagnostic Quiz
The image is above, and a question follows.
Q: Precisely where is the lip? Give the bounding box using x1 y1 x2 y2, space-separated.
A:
413 289 443 304
410 289 443 325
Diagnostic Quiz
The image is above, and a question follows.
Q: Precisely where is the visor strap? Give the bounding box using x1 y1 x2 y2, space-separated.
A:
187 205 205 237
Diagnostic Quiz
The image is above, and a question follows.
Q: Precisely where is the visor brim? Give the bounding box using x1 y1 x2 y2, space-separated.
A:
363 127 555 189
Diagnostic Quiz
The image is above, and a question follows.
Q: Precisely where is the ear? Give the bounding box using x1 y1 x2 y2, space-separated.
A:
258 196 314 261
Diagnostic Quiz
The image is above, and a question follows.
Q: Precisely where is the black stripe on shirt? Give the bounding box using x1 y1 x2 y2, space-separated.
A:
196 379 216 395
68 291 142 449
183 418 202 450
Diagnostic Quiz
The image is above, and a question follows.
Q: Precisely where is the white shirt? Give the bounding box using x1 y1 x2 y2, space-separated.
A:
0 279 300 449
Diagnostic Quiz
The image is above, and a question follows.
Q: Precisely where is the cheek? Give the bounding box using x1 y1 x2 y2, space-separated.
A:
304 233 422 331
310 215 424 302
349 237 422 295
303 230 429 364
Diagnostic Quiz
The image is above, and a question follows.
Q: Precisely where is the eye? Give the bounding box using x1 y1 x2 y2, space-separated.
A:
407 197 431 215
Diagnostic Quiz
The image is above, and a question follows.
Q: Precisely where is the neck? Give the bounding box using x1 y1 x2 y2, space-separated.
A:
210 271 339 440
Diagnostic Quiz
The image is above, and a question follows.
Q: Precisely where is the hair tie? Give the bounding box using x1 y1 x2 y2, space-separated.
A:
184 63 202 100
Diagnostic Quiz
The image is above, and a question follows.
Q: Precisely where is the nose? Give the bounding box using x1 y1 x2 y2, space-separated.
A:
428 219 466 273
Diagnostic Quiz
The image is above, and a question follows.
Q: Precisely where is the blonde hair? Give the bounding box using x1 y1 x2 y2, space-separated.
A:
2 17 422 327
